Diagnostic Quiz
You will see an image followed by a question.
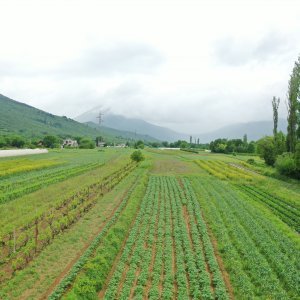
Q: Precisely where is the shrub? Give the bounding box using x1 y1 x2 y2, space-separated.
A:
79 139 95 149
257 136 276 166
275 153 300 178
130 150 145 162
247 158 255 165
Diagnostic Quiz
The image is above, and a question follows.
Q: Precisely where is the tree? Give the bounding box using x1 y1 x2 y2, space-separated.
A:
272 96 280 137
130 150 145 162
257 136 277 166
79 138 95 149
286 55 300 153
10 136 25 148
134 140 144 149
43 135 60 148
274 131 286 155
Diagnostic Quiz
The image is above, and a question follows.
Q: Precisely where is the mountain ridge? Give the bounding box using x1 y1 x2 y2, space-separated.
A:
0 94 158 143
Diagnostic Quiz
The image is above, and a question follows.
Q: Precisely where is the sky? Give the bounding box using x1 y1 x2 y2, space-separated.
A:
0 0 300 134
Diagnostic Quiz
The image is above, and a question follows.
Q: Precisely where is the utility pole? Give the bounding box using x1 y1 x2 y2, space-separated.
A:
96 111 104 126
96 111 104 147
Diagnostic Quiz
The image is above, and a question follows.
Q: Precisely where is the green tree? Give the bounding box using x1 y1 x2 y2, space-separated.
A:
257 136 277 166
272 96 280 137
274 131 286 155
11 136 26 148
79 138 95 149
130 150 145 162
286 55 300 153
134 140 144 149
43 135 60 148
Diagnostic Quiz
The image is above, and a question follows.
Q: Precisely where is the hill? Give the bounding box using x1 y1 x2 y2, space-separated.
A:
0 94 158 143
196 119 287 143
75 109 188 142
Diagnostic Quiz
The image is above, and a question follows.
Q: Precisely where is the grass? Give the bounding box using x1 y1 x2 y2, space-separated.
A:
0 164 147 300
1 149 299 300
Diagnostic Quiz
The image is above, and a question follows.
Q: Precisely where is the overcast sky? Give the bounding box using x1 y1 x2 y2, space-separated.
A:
1 0 300 134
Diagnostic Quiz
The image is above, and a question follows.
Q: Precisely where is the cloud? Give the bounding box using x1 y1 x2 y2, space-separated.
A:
59 43 164 77
0 42 164 78
214 31 295 66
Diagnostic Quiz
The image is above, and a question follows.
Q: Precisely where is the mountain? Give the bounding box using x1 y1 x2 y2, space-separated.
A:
0 94 158 142
75 110 188 142
196 119 288 143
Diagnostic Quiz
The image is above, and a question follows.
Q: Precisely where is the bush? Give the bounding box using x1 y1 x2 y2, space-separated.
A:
257 136 276 166
130 150 145 162
79 139 95 149
275 153 300 178
134 140 144 149
43 135 60 148
247 158 255 165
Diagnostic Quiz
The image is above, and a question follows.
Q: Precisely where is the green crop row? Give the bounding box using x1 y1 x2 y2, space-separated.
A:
58 169 149 300
0 158 61 178
195 160 254 182
104 176 229 299
237 185 300 232
191 176 300 299
0 162 102 205
0 162 137 280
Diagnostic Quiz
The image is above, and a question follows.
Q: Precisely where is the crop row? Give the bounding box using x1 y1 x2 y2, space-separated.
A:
104 176 229 299
58 169 149 299
0 162 137 280
237 184 300 232
0 162 102 205
195 160 254 181
191 176 300 299
0 158 61 178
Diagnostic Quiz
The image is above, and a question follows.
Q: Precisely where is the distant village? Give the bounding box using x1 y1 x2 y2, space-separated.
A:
61 138 127 148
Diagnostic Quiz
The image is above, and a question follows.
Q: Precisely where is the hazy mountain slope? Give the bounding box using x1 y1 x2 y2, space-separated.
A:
196 119 287 143
0 94 158 142
75 110 188 142
86 122 159 142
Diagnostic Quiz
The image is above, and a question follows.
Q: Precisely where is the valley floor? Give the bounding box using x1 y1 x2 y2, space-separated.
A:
0 148 299 299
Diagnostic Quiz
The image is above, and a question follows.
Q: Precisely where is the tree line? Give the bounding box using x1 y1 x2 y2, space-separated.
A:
257 55 300 179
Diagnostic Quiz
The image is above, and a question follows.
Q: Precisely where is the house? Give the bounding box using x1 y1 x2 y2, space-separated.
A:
62 139 78 148
97 142 106 147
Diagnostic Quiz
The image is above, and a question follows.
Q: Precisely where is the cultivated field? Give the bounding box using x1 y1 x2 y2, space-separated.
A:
0 148 299 299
